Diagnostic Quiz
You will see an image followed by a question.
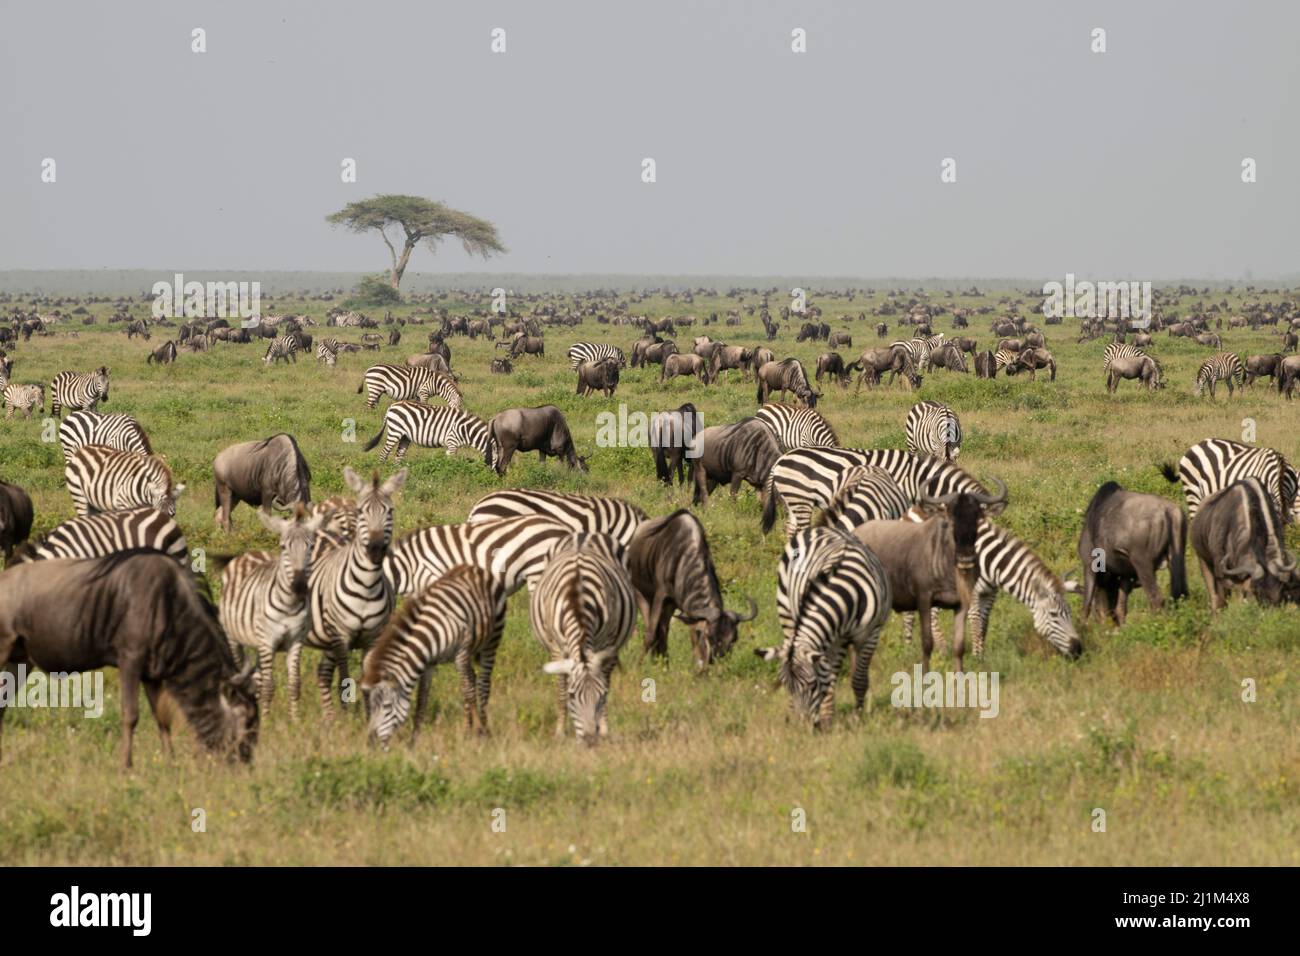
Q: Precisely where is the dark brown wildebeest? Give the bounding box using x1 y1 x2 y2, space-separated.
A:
1006 347 1057 381
651 402 702 486
147 340 178 365
1195 332 1223 348
756 358 819 407
687 417 780 508
1023 331 1045 349
875 321 889 338
930 343 969 373
0 480 33 563
815 352 851 387
487 406 587 475
1191 476 1300 612
627 509 757 666
749 347 775 376
124 319 151 340
1106 354 1162 392
661 352 712 385
1243 353 1282 388
950 336 978 355
577 357 620 397
853 347 919 392
490 358 513 374
407 351 452 375
212 433 312 532
709 344 753 380
1078 481 1187 624
1284 331 1298 352
388 327 401 347
828 331 852 349
0 549 259 767
498 334 543 359
1132 332 1153 348
1278 355 1300 398
639 339 679 367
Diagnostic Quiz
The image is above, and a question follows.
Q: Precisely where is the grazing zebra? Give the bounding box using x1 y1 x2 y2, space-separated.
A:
531 533 639 743
362 400 492 464
1195 352 1244 398
755 527 891 729
890 338 932 373
316 340 339 366
3 383 43 419
1165 438 1300 523
384 515 572 598
1102 341 1144 374
362 565 507 746
467 489 646 547
219 507 326 712
58 411 152 462
567 342 627 371
302 467 407 717
19 507 189 565
49 367 110 418
905 400 962 461
357 364 462 409
993 348 1018 373
811 465 912 531
754 402 839 451
763 446 990 537
64 445 185 516
263 335 299 365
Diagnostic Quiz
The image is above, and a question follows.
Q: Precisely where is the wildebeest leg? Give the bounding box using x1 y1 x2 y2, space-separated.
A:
119 666 142 769
0 662 14 763
1135 561 1163 613
286 642 303 719
951 603 967 673
729 474 742 500
1198 560 1222 612
919 598 934 673
1116 584 1130 624
651 598 674 657
216 482 234 531
142 681 172 757
413 668 433 736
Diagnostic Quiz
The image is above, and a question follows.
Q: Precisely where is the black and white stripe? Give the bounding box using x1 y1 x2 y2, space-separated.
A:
812 465 912 531
362 565 507 745
531 532 639 742
1171 438 1300 523
994 348 1018 373
358 364 462 409
1102 342 1144 374
58 410 152 462
3 383 43 419
362 400 491 463
890 339 932 372
467 489 646 547
49 367 110 417
757 527 892 729
904 400 962 461
23 507 189 564
64 445 184 516
384 515 572 598
567 343 627 370
754 402 839 451
316 340 339 366
1195 352 1244 397
264 335 299 365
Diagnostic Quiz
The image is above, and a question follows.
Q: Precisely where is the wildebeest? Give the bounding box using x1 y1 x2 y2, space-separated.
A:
828 331 852 349
1006 347 1057 381
1191 477 1300 612
974 349 997 378
487 406 587 475
1078 482 1188 623
815 352 851 387
501 334 544 359
0 480 34 562
1106 354 1162 392
212 433 312 532
1244 353 1283 387
709 344 753 380
1276 355 1300 398
0 550 259 767
627 509 756 666
650 402 703 486
661 352 712 385
853 346 920 391
408 351 452 375
577 357 620 397
756 358 819 407
687 417 780 508
147 340 178 365
490 357 513 374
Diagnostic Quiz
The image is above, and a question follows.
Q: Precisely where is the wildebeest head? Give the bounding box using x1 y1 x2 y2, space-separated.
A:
270 434 312 510
344 465 408 565
919 479 1007 593
677 597 758 666
220 659 260 763
259 504 326 597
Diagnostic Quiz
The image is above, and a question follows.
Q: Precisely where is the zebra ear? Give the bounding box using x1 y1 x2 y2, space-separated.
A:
171 483 187 499
380 468 408 497
343 466 364 494
543 659 575 676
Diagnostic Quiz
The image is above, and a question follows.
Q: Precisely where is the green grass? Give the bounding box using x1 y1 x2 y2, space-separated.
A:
0 287 1297 865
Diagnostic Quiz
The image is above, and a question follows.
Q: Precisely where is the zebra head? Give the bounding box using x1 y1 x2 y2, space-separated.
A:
542 648 619 745
260 505 326 597
343 466 408 566
145 458 185 516
1030 579 1083 659
93 366 110 403
364 678 409 749
757 640 831 729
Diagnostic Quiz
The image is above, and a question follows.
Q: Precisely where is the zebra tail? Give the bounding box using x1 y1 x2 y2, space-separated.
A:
363 426 385 452
355 379 364 394
1159 463 1179 483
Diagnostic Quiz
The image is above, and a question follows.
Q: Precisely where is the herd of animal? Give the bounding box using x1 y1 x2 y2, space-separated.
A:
1 286 1299 767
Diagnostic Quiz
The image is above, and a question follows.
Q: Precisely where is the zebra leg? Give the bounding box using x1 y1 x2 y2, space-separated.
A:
598 660 617 736
256 643 276 709
286 643 303 719
970 590 996 656
141 681 173 757
902 611 914 642
228 639 245 668
455 647 482 734
413 668 433 736
849 640 874 711
553 668 569 738
929 608 947 651
475 644 499 733
951 605 966 673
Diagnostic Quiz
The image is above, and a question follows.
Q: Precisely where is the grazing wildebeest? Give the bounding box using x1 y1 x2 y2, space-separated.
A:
1191 477 1300 612
407 351 452 375
853 347 920 392
212 433 312 532
828 331 852 349
651 402 703 487
1106 354 1162 392
875 322 889 338
687 417 780 508
577 357 620 397
627 509 756 666
709 344 752 380
749 347 775 376
0 480 34 562
487 406 587 475
1195 332 1223 348
1006 347 1057 381
1244 353 1283 387
490 357 513 374
815 352 851 387
147 340 178 365
1274 354 1300 398
756 358 819 407
0 550 259 767
502 334 545 359
1078 481 1188 624
388 327 401 347
661 352 712 385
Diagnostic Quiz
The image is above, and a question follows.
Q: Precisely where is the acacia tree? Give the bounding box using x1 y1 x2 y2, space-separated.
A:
326 194 506 289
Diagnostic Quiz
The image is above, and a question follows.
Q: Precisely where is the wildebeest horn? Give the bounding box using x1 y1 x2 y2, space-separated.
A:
918 486 959 508
971 477 1008 507
731 597 758 622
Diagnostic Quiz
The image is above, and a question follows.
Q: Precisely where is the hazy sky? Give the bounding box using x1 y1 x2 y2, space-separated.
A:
1 0 1296 279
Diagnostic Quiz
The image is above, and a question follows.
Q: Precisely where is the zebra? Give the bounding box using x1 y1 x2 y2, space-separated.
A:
263 335 299 365
890 339 932 373
3 383 43 419
64 445 185 517
762 446 990 537
567 342 627 371
49 367 110 418
810 465 912 531
18 507 189 565
362 400 492 464
1195 352 1245 398
1102 341 1144 374
531 533 639 743
993 348 1018 373
1165 438 1300 523
219 506 326 713
357 364 462 409
58 410 152 462
384 515 572 598
904 400 962 461
754 402 839 451
362 564 507 746
755 527 892 729
302 467 408 717
467 489 646 547
316 339 339 366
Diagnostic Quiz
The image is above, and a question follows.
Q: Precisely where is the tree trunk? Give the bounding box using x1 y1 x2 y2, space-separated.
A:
391 239 417 289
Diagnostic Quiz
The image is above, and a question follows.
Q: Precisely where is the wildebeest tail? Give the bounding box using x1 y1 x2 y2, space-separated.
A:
760 474 778 534
1167 509 1189 601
